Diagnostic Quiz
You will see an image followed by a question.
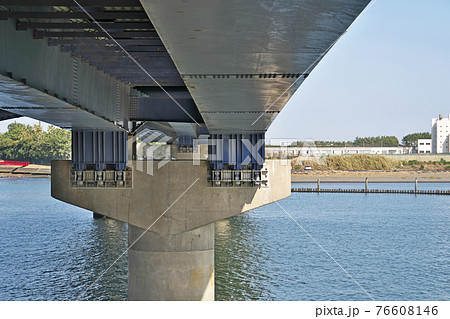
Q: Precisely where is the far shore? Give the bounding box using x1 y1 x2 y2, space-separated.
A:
0 173 51 178
1 164 450 184
0 173 50 178
0 164 51 178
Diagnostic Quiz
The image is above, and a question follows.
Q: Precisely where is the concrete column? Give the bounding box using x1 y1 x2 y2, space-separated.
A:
51 159 290 300
128 223 215 301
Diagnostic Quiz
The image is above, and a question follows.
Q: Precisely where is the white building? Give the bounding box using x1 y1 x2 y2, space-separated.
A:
431 114 450 154
265 146 412 158
417 139 432 154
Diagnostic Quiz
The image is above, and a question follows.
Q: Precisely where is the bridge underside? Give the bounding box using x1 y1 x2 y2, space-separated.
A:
0 0 370 170
0 109 19 121
0 0 201 138
141 0 370 133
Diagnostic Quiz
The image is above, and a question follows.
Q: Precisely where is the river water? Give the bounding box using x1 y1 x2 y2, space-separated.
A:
0 178 448 301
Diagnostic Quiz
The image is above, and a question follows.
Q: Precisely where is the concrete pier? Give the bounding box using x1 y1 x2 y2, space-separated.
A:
128 224 214 301
51 159 290 300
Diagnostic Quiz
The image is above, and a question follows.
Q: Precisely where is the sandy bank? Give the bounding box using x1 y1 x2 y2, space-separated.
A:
0 164 51 178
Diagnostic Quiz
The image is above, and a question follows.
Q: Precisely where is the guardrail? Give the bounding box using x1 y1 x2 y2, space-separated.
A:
0 161 29 166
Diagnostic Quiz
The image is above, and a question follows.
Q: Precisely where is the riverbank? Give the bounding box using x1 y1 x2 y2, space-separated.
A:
0 164 51 177
1 165 449 183
292 170 450 183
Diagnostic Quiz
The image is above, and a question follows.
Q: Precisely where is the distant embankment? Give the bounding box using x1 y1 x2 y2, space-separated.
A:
385 154 450 161
0 164 51 177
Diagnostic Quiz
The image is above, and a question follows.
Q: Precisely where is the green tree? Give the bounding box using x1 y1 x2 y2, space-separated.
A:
0 123 71 163
294 137 401 148
353 136 399 147
42 125 71 161
402 132 431 147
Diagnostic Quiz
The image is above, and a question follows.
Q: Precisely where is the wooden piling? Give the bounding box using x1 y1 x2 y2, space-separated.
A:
291 186 449 196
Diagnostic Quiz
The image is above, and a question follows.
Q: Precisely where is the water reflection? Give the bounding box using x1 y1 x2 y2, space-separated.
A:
215 216 274 301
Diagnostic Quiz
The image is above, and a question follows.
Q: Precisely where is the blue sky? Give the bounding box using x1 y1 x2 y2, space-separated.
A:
1 0 449 144
267 0 450 143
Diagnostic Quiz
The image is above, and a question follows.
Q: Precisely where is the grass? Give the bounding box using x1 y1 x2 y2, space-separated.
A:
293 154 400 171
292 155 450 171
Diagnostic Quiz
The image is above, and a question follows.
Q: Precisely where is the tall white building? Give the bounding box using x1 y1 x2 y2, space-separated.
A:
432 114 450 154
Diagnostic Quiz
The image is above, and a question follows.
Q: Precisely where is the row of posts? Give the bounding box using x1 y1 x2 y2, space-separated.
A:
315 178 420 192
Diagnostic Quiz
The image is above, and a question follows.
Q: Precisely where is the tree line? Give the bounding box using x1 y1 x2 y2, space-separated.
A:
292 132 431 148
401 132 431 146
0 123 71 164
353 136 399 147
293 136 399 147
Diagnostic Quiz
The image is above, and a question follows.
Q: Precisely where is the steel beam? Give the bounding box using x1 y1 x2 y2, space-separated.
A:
115 46 167 52
113 71 181 77
119 79 185 86
78 51 170 57
48 38 161 46
137 86 188 94
208 134 265 170
115 75 180 80
103 71 180 76
0 109 20 121
17 21 153 31
91 63 177 70
132 97 203 123
0 0 141 6
114 76 182 82
77 52 170 59
80 55 173 62
139 87 192 99
62 45 167 54
88 57 170 63
0 11 149 20
72 130 128 171
92 63 178 70
34 30 158 39
128 83 185 87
